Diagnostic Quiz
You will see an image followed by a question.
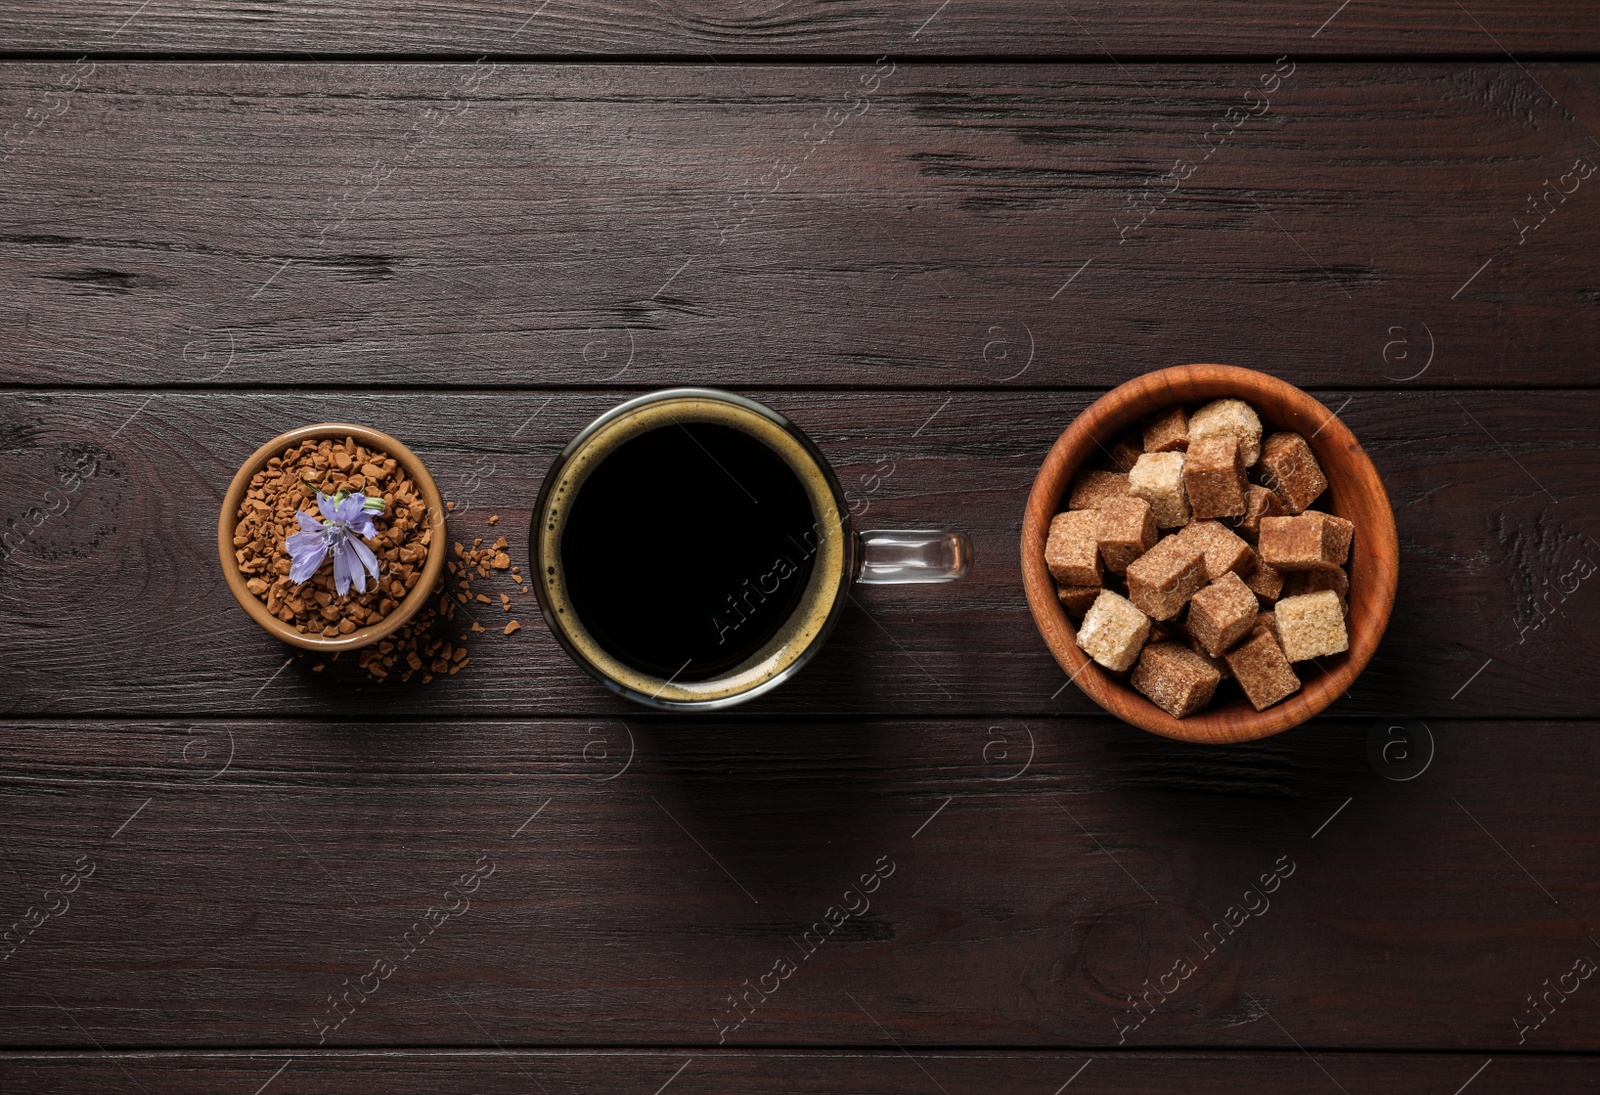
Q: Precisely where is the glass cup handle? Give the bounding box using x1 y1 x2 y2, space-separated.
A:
855 530 972 584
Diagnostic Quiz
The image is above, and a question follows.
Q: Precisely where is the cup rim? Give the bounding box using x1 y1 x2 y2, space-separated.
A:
217 422 449 652
1021 364 1400 743
529 388 858 710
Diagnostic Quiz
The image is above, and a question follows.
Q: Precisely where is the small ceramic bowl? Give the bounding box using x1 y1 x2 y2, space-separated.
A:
1022 364 1399 744
218 423 447 652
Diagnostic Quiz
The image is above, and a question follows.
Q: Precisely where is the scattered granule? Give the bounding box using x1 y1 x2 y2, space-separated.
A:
494 536 508 550
492 552 511 569
324 507 530 685
446 501 456 512
232 435 430 639
488 514 500 525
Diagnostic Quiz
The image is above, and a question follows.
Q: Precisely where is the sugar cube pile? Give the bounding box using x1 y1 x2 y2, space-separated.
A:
1053 398 1353 718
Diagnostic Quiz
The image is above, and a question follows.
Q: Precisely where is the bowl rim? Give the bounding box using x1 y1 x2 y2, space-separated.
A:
1021 364 1399 744
217 422 449 652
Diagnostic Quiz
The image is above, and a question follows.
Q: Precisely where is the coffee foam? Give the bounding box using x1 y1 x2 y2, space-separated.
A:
539 395 847 705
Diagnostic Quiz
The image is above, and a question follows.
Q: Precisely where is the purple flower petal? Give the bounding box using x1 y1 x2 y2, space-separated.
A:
331 539 354 596
317 492 343 523
296 511 324 534
287 530 329 584
344 530 380 585
336 493 367 525
347 512 380 540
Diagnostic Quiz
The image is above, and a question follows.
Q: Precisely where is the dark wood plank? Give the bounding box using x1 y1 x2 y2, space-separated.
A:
1 389 1595 718
3 1 1599 56
2 63 1597 389
2 717 1597 1049
0 1049 1588 1094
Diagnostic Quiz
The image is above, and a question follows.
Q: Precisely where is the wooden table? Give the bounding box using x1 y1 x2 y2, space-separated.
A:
3 4 1599 1091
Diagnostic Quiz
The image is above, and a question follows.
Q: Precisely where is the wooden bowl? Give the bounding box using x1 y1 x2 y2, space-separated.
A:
218 423 447 652
1022 365 1398 744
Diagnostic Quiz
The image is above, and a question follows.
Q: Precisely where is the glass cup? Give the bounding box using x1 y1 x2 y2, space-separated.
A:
531 388 970 710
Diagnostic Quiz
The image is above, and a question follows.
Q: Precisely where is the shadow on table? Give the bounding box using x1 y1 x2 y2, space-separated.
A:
627 611 887 904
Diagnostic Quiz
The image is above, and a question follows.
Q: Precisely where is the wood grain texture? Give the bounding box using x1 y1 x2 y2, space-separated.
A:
0 389 1593 718
0 1049 1588 1093
1 63 1598 390
3 0 1600 57
1 717 1596 1049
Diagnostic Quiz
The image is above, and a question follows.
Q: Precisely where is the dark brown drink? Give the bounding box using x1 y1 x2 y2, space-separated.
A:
535 392 848 707
560 421 822 681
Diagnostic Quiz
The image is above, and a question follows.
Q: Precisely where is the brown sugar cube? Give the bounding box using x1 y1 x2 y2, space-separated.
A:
1320 512 1354 564
1125 533 1208 620
1256 431 1328 515
1104 430 1144 473
1174 519 1254 581
1076 590 1151 671
1182 434 1249 519
1143 406 1189 453
1148 619 1177 643
1128 451 1190 528
1046 510 1103 586
1096 496 1158 575
1224 484 1287 543
1274 590 1350 662
1243 553 1284 604
1256 609 1280 643
1225 624 1302 710
1282 565 1348 612
1132 642 1221 718
1068 470 1131 511
1056 584 1102 621
1189 398 1263 466
1186 571 1260 657
1259 512 1348 571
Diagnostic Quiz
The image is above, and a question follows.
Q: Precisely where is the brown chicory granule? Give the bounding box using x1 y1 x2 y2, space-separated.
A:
351 526 526 683
234 436 430 639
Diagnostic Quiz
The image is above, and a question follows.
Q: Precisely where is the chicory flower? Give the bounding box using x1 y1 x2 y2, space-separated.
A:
286 490 386 595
